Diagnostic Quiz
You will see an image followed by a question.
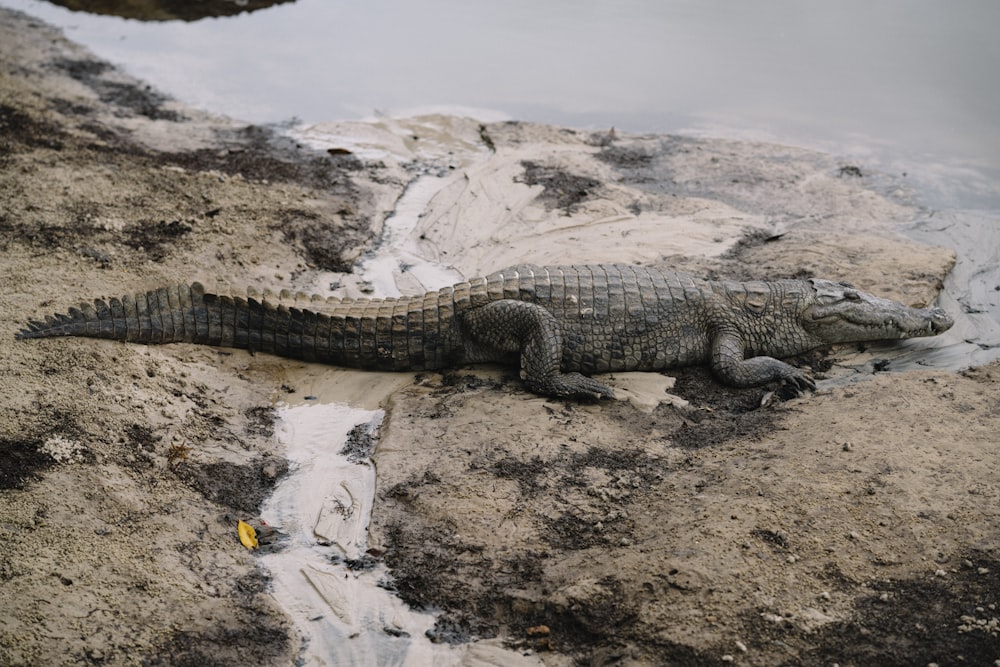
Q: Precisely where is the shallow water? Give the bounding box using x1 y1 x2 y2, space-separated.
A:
906 210 1000 368
3 0 998 208
255 128 550 664
261 398 535 666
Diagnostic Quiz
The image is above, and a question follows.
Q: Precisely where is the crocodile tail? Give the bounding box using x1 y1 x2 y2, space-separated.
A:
15 284 320 362
16 284 206 344
16 283 456 371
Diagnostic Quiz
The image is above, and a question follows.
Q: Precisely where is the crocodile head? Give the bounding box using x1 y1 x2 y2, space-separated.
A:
802 279 954 344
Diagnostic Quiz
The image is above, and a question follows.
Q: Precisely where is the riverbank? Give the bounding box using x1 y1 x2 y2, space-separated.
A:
1 8 997 666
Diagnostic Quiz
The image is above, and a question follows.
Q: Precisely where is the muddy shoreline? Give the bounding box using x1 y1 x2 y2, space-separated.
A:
1 8 998 666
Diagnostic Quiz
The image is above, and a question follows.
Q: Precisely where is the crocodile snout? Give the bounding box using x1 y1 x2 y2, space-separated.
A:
928 308 954 334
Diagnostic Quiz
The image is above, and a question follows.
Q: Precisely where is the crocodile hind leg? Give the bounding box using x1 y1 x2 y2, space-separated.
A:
461 300 614 399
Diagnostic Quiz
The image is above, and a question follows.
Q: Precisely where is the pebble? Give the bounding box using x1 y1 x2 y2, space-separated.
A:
526 625 550 637
735 640 748 653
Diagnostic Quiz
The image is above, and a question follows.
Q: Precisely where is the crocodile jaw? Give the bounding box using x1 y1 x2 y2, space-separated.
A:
802 279 954 344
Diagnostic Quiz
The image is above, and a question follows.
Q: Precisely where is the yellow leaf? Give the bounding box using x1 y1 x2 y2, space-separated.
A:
237 520 258 549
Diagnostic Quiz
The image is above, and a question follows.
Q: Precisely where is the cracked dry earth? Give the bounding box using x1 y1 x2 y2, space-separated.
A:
2 7 999 667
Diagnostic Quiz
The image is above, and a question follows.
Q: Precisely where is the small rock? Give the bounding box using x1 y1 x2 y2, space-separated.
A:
735 640 748 653
526 625 550 637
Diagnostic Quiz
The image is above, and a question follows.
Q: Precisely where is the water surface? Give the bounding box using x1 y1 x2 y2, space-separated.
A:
3 0 998 208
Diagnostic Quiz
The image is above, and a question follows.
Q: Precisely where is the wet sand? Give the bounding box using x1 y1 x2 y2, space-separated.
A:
1 8 998 666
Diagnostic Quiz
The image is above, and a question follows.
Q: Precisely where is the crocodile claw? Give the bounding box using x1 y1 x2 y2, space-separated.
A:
527 372 616 400
783 368 816 393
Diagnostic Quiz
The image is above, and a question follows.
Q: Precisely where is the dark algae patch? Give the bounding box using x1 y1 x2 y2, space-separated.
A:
728 551 1000 666
0 438 53 490
123 218 193 261
0 104 65 152
800 552 1000 666
339 421 379 463
519 160 601 213
157 124 366 190
174 455 289 513
52 57 184 121
144 562 290 665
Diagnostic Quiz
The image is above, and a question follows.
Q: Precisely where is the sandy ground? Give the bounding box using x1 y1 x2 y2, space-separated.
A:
1 8 998 666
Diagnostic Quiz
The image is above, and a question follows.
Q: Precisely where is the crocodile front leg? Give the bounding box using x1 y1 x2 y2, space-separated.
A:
461 300 615 399
710 331 816 391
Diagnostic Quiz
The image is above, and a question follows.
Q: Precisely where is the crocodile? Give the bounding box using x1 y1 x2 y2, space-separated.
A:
16 264 953 398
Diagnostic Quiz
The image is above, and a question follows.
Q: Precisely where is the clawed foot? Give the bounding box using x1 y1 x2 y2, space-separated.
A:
525 372 616 400
781 367 816 394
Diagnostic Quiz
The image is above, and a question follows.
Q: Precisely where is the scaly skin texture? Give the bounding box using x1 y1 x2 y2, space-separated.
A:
16 265 954 398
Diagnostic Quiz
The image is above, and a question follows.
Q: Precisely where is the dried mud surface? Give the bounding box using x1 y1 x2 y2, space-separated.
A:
371 367 1000 666
2 8 998 667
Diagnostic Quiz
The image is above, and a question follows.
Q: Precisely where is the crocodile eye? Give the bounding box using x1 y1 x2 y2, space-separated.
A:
843 289 861 301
